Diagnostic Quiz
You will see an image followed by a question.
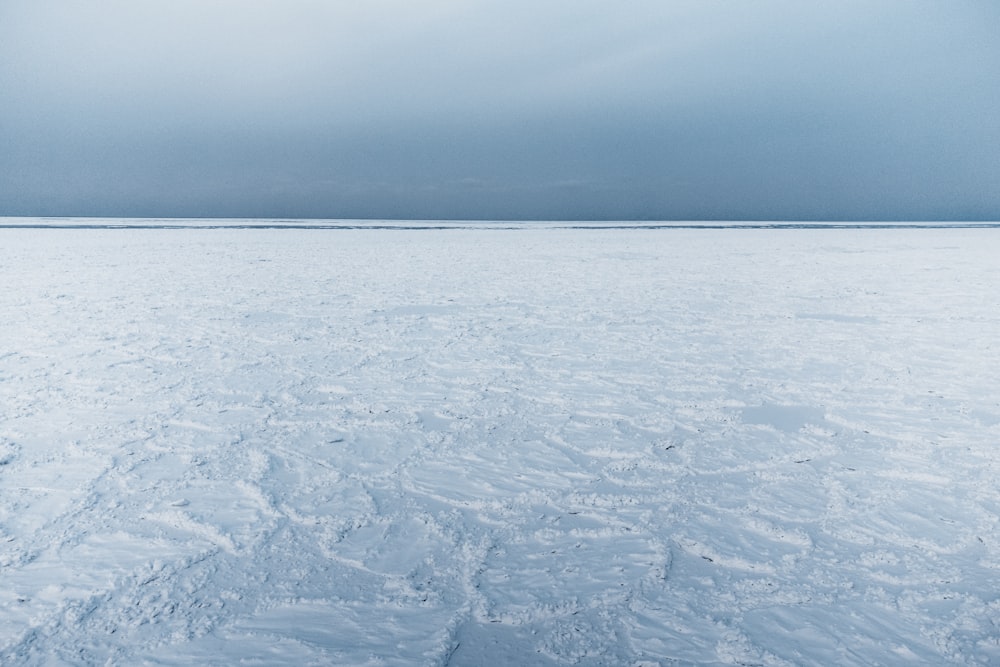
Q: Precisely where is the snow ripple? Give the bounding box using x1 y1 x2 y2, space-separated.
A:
1 225 998 665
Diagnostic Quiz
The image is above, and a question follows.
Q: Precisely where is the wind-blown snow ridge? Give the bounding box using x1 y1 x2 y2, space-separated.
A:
1 222 998 665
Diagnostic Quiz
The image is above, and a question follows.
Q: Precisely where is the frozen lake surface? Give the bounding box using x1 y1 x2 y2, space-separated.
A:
1 221 999 665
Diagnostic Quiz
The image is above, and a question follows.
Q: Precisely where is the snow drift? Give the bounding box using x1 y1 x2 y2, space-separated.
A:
1 222 998 665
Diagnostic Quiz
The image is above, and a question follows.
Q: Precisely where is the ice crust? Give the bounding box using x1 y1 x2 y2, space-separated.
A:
1 223 998 665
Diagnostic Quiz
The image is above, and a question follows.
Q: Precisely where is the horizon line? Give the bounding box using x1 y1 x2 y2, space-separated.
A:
1 217 998 231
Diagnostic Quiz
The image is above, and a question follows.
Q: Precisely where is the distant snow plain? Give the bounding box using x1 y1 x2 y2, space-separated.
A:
1 220 998 665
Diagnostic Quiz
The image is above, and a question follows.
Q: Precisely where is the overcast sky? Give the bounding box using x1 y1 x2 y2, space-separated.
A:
2 1 998 220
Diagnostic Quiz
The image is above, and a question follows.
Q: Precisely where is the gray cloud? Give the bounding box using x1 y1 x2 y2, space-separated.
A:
2 0 998 220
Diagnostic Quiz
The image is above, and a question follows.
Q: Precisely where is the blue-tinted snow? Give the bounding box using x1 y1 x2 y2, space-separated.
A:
1 221 998 665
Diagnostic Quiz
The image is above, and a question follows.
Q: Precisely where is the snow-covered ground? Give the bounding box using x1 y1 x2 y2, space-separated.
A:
1 222 998 665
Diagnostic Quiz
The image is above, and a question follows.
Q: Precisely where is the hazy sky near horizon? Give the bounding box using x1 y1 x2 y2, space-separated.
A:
2 1 998 220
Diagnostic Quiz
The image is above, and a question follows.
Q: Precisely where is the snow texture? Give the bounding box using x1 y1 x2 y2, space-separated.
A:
1 222 999 665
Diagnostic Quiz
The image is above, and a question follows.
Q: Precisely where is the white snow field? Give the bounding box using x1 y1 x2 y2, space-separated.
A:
1 221 999 666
